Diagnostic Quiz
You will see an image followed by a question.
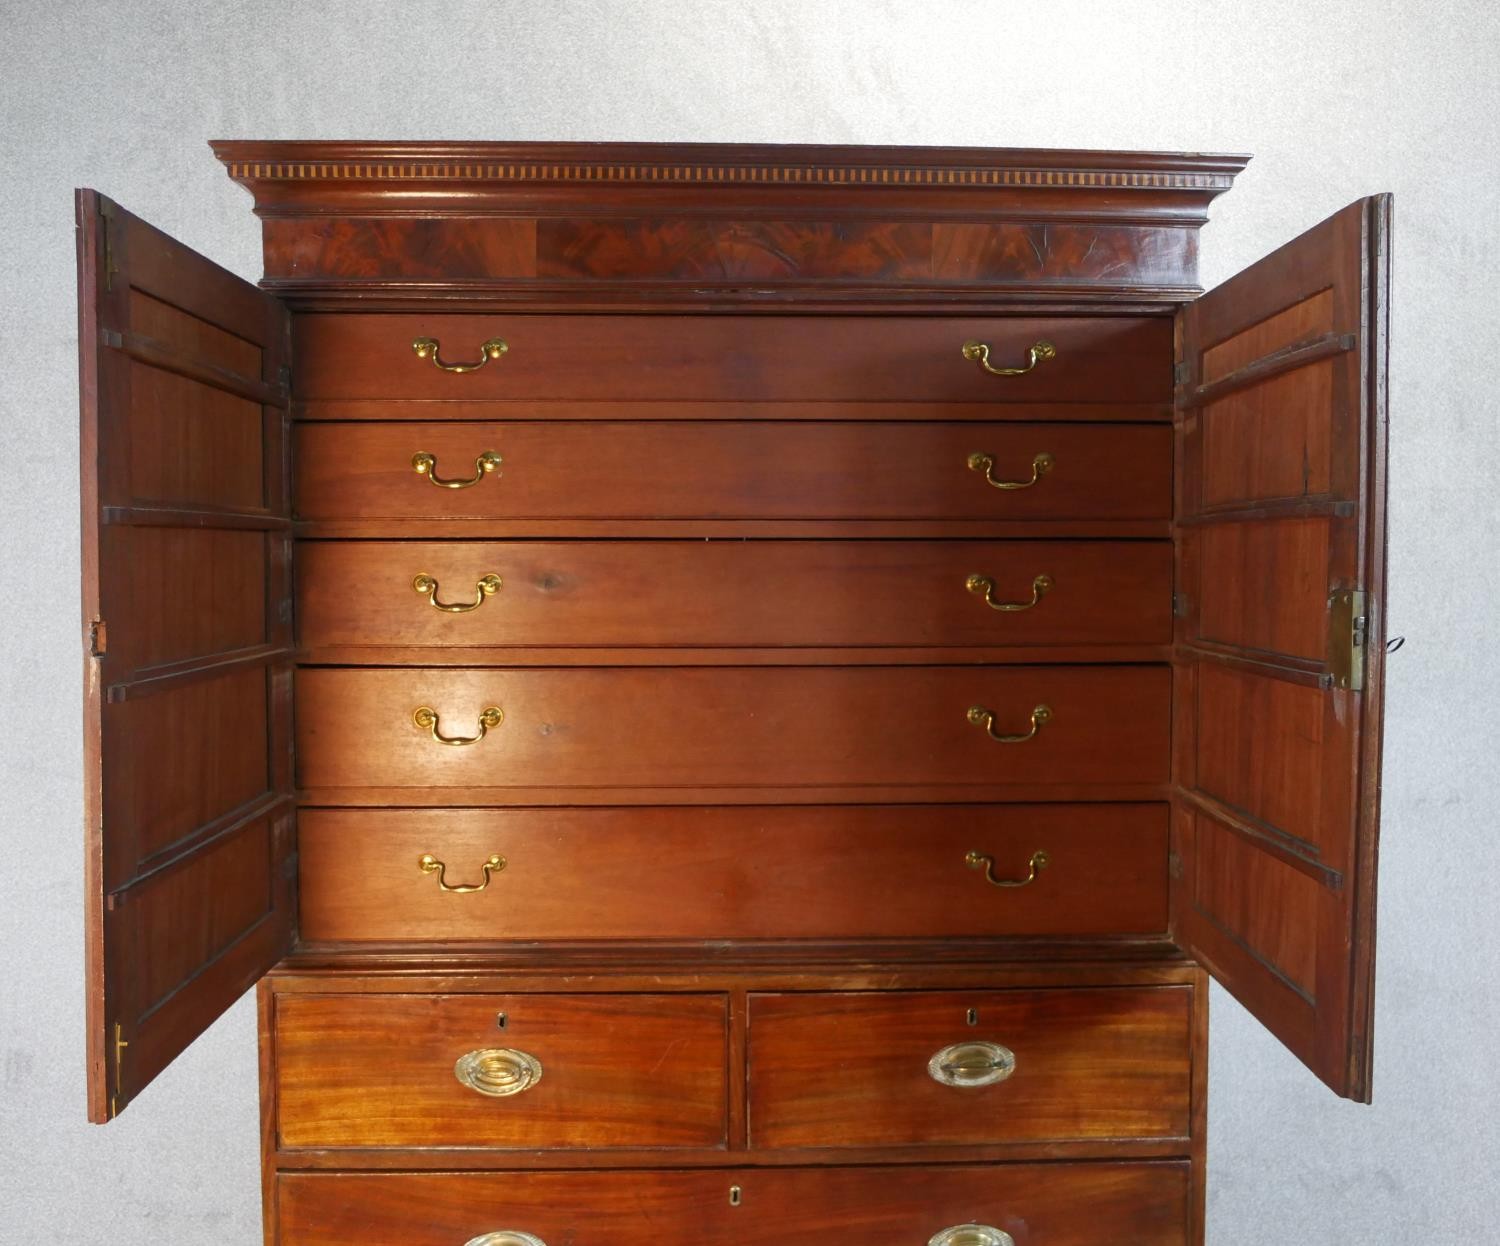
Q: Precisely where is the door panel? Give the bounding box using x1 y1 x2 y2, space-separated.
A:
1172 195 1390 1100
78 191 295 1121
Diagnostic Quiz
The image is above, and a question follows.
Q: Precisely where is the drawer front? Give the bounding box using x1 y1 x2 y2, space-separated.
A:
297 539 1172 652
292 314 1171 404
276 1162 1190 1245
273 993 727 1150
749 987 1193 1148
293 422 1171 523
297 804 1169 942
294 665 1170 801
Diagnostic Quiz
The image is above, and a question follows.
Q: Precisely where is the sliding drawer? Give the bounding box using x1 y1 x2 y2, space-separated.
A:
276 1162 1191 1244
293 421 1170 526
273 993 727 1150
294 665 1170 803
748 987 1193 1149
296 804 1169 942
292 313 1171 405
297 539 1172 655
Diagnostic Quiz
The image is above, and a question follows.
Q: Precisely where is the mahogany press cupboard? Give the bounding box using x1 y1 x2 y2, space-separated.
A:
78 143 1390 1246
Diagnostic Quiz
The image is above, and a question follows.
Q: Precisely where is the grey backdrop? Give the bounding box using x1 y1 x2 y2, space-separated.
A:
2 2 1496 1241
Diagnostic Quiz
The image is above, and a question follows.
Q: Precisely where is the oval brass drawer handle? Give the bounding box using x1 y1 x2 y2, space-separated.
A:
455 1047 543 1098
418 853 506 893
411 335 508 373
412 572 503 613
465 1235 546 1246
966 572 1053 612
967 703 1050 743
927 1040 1017 1089
961 337 1055 377
966 848 1049 888
413 705 503 746
411 449 503 489
929 1226 1016 1246
967 449 1053 490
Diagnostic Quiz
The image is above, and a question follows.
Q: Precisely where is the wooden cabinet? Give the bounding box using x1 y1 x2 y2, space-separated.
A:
77 142 1391 1244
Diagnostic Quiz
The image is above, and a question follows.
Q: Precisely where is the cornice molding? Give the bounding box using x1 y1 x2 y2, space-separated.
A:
209 142 1249 305
211 141 1249 196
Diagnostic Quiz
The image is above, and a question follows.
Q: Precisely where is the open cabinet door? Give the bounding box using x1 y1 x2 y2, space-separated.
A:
1172 196 1390 1100
78 192 296 1121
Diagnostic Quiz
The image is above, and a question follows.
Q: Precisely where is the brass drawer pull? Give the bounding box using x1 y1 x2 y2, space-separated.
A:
967 703 1050 743
418 853 506 893
967 449 1053 490
961 337 1055 376
411 449 503 489
413 572 503 613
455 1047 543 1098
413 705 503 746
966 848 1049 888
927 1040 1017 1089
411 335 508 373
929 1226 1015 1246
966 572 1053 612
465 1235 547 1246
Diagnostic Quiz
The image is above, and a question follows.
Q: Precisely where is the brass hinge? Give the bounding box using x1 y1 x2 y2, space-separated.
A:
1328 589 1369 691
1173 360 1190 385
1168 852 1184 881
88 618 107 656
110 1020 128 1119
1172 592 1190 619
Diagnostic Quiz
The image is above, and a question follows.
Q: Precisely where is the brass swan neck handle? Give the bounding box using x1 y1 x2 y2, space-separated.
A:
418 853 506 893
967 703 1051 743
967 450 1054 490
411 335 508 373
966 572 1053 612
965 849 1050 888
961 337 1056 377
411 450 503 489
412 573 503 613
413 705 503 746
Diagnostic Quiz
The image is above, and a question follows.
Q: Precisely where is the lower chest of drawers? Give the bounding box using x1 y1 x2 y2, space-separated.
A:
261 963 1206 1245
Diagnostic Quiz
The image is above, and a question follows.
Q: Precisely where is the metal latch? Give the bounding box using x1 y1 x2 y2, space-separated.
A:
1328 589 1368 691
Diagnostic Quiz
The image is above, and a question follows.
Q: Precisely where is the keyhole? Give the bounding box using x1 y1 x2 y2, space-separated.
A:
966 1007 979 1027
729 1185 742 1207
496 1012 508 1030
